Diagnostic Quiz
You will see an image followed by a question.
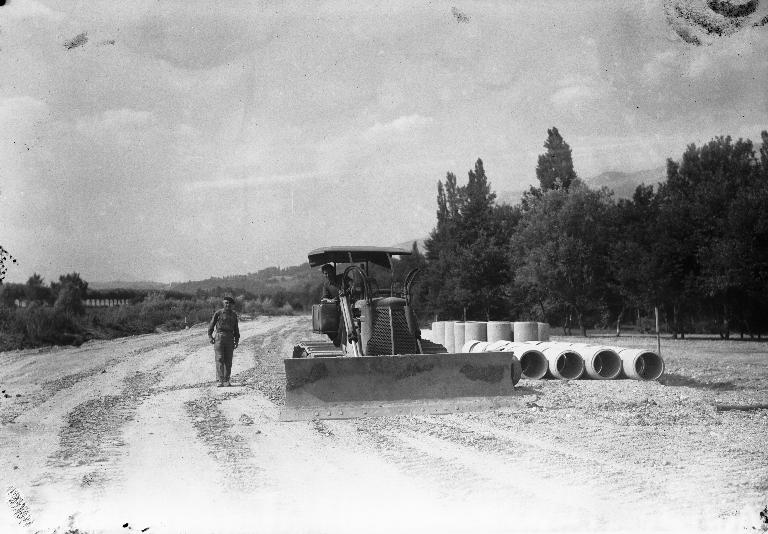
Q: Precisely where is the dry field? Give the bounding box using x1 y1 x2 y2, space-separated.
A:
1 315 766 534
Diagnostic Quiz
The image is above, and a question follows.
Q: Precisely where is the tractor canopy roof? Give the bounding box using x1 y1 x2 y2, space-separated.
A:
307 246 411 270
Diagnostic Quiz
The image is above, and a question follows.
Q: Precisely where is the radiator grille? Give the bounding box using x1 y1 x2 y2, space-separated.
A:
391 308 418 354
367 307 418 355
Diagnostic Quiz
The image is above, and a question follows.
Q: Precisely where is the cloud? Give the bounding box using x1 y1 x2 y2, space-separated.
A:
124 3 280 70
82 108 153 129
0 95 49 127
185 170 340 191
550 85 598 108
363 114 434 141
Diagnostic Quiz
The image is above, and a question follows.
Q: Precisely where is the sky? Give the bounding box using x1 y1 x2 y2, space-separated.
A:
1 0 766 284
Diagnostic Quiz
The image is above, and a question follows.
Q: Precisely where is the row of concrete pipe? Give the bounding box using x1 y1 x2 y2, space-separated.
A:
430 320 664 381
431 320 550 354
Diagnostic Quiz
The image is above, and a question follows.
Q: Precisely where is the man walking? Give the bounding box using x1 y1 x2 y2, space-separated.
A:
208 296 240 387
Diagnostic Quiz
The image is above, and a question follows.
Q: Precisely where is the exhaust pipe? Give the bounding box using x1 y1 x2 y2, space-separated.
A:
566 343 622 380
610 348 665 380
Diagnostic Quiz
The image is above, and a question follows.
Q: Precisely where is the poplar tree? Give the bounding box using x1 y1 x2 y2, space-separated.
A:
535 127 578 192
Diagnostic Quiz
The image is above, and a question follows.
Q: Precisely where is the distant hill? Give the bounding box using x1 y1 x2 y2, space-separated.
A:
583 166 666 199
496 166 666 204
393 239 427 254
169 262 322 296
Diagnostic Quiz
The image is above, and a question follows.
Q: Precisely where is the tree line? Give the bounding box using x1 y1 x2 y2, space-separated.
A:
416 128 768 338
3 127 767 342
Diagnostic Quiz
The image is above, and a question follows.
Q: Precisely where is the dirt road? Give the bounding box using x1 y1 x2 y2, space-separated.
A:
1 316 767 533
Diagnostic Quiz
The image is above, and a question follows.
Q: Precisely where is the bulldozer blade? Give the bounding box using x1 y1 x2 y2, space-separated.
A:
281 351 522 421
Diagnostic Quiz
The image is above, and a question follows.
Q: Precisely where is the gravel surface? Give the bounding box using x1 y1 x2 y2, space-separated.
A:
1 316 767 533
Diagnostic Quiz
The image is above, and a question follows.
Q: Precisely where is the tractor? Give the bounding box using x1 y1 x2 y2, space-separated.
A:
281 246 522 420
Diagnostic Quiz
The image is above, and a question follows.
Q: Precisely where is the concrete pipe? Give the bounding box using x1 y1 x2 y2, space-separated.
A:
567 343 622 380
453 322 466 355
487 340 514 352
444 321 455 353
465 321 487 342
462 340 484 353
613 348 665 380
431 321 445 345
507 342 548 379
537 342 585 380
487 321 512 343
513 321 538 342
537 322 551 341
468 341 490 353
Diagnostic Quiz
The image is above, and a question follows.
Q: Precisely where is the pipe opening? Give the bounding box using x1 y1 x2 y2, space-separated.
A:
555 351 583 379
636 352 664 380
593 350 622 379
519 350 548 379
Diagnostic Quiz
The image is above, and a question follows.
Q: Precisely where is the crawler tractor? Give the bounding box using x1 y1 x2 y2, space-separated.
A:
281 247 523 420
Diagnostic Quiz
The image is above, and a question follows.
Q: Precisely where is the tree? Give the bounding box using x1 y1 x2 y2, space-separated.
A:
54 284 85 315
535 127 578 192
25 273 52 304
51 272 89 299
52 272 88 316
423 159 514 320
608 184 662 333
511 184 616 336
0 283 25 308
658 136 761 337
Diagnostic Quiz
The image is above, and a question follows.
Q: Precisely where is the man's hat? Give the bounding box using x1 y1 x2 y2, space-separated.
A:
222 296 235 303
321 263 334 273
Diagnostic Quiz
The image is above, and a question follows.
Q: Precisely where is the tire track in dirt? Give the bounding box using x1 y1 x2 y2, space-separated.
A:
236 318 306 405
418 413 650 508
166 319 295 492
39 349 191 489
1 337 192 425
321 416 491 497
183 390 263 491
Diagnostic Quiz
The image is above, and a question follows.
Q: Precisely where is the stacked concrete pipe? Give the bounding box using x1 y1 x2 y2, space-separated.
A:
563 343 622 380
453 322 466 354
487 321 512 343
527 341 584 379
465 321 487 343
444 321 455 352
537 322 551 341
513 321 539 342
431 321 445 345
607 347 665 380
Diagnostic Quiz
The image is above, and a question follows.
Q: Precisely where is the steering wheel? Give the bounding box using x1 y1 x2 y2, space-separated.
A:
342 265 372 305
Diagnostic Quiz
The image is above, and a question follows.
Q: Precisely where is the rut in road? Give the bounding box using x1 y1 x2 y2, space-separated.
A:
40 351 192 489
237 317 307 405
0 337 191 425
